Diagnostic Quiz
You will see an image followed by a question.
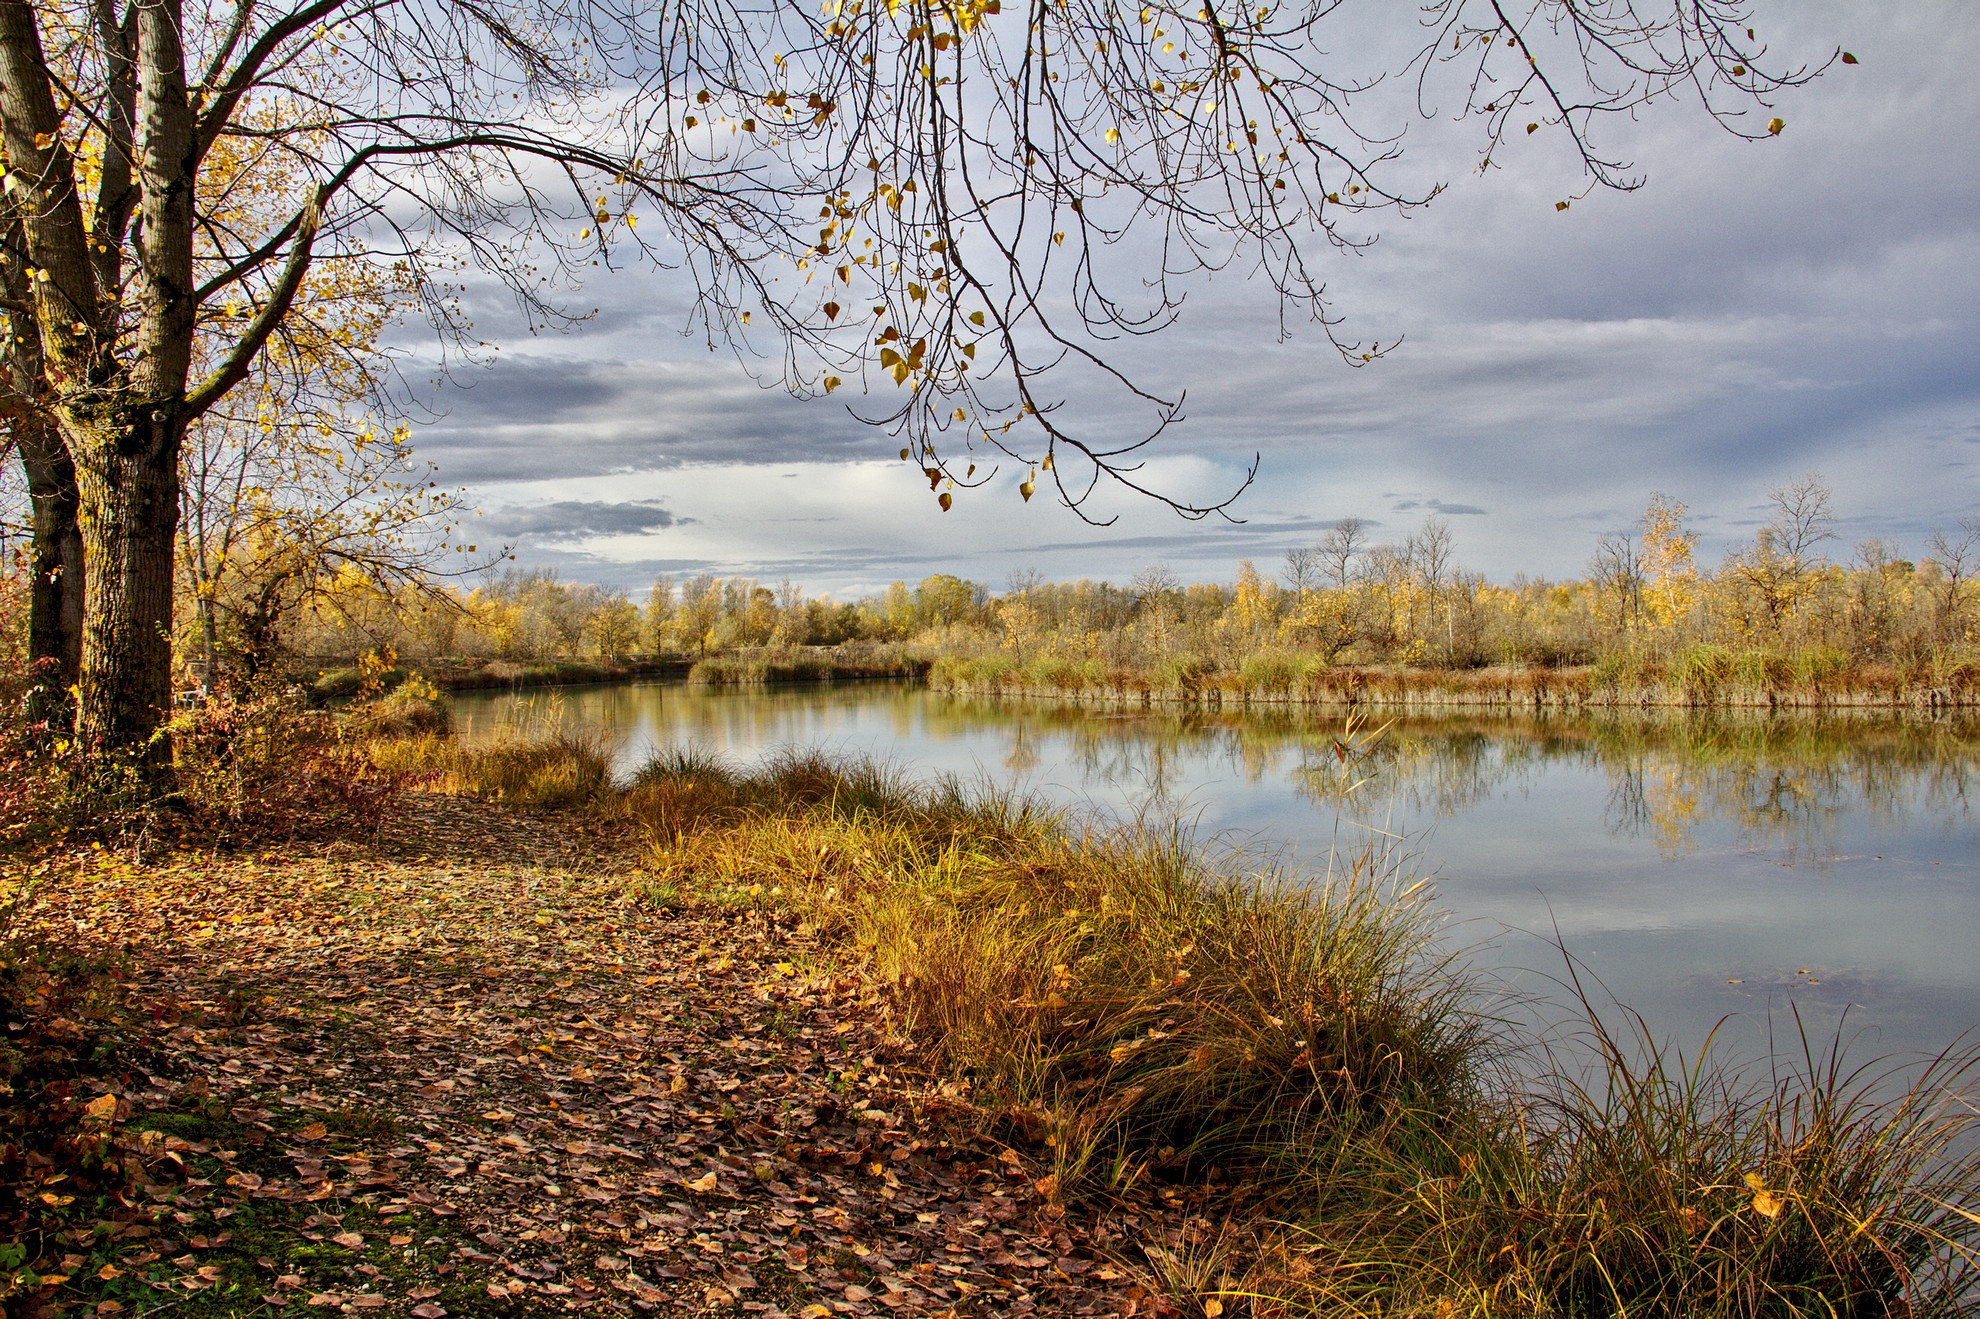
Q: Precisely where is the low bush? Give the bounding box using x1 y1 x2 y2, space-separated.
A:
1238 649 1305 698
1278 1001 1980 1318
349 677 453 738
2 687 411 849
449 728 616 806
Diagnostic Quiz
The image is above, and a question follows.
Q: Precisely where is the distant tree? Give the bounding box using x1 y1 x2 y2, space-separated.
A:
1590 531 1644 635
1725 473 1837 634
1408 516 1458 657
1925 517 1980 645
644 576 676 652
1131 563 1183 609
1639 494 1699 638
1317 518 1368 588
591 595 642 658
675 575 723 657
913 574 981 631
1281 545 1321 596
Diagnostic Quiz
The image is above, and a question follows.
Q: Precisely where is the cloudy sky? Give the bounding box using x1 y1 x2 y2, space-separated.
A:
405 1 1980 600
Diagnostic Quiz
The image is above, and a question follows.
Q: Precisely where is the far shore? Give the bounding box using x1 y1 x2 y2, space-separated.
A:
310 645 1979 714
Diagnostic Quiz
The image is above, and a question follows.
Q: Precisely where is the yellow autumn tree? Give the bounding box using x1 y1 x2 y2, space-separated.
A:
1639 493 1699 642
1223 560 1278 654
179 123 486 688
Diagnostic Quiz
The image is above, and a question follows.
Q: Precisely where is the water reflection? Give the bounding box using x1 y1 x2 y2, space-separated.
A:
450 683 1980 1061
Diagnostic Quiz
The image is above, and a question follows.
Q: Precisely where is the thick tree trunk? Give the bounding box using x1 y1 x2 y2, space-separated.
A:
15 416 84 726
71 409 183 773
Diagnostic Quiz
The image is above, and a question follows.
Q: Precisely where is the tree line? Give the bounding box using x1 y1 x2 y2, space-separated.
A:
85 471 1965 689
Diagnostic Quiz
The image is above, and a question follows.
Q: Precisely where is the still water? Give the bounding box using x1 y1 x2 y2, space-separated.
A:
450 681 1980 1064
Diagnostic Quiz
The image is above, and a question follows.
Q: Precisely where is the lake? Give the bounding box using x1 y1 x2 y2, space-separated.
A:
449 681 1980 1067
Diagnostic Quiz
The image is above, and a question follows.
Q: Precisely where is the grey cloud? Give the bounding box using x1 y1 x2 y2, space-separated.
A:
407 355 888 485
1391 499 1487 517
484 499 690 541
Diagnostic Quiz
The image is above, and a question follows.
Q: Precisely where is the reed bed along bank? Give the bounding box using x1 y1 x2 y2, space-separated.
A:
926 647 1980 712
309 654 693 701
686 643 933 687
368 717 1980 1317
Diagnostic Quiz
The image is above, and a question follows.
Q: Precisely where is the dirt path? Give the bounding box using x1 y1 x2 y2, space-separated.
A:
9 794 1190 1317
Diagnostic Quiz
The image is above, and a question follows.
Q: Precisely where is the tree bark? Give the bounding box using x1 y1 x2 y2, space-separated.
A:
15 416 85 726
71 407 184 769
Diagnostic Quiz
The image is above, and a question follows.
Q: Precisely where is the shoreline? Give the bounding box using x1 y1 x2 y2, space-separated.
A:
387 651 1979 717
926 656 1978 712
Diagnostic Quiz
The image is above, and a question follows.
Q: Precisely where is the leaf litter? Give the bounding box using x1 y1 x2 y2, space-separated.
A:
4 792 1201 1317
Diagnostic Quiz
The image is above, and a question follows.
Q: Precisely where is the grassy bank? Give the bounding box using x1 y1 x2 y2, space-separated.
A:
686 644 933 687
928 646 1980 711
307 654 694 702
386 725 1980 1316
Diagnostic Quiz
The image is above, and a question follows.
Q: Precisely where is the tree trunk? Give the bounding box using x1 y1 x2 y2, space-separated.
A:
71 408 183 773
16 416 85 727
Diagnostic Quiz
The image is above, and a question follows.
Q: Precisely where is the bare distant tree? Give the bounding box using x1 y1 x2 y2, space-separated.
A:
1727 472 1837 629
1281 545 1322 596
1131 562 1183 610
1590 531 1643 631
1767 473 1839 571
1926 517 1980 643
1409 517 1457 595
1850 536 1902 656
1317 517 1369 588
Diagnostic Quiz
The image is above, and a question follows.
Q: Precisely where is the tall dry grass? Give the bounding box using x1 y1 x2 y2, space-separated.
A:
613 747 1980 1317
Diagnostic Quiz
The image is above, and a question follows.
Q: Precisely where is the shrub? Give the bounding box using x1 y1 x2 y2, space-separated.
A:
1279 1001 1980 1318
1677 644 1736 704
451 728 616 806
165 693 409 843
1150 655 1216 698
1794 646 1851 690
351 677 452 738
1733 648 1796 693
1238 649 1304 698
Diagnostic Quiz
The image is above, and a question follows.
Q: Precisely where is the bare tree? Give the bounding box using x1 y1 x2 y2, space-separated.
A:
1281 545 1322 597
1410 517 1457 596
0 0 1828 764
1926 517 1980 644
1316 517 1368 588
1131 562 1183 614
1590 531 1643 633
1726 472 1837 632
1407 515 1458 657
1767 472 1839 572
